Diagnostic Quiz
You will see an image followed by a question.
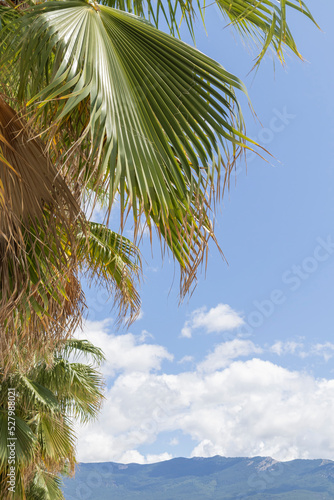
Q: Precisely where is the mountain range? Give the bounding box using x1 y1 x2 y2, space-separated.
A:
62 455 334 499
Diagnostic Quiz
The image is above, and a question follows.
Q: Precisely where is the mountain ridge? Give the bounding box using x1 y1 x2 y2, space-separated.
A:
62 455 334 499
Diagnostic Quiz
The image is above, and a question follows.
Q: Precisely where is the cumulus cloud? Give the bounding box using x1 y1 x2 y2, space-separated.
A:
181 304 244 338
75 319 173 377
75 324 334 464
197 340 263 373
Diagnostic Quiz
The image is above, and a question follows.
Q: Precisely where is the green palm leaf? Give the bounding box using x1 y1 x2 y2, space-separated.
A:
61 338 106 365
18 376 60 412
38 413 76 462
91 0 317 66
26 466 65 500
0 411 36 467
214 0 318 66
0 410 37 498
5 0 252 293
0 337 105 497
77 222 142 325
32 338 105 423
100 0 199 39
35 359 105 423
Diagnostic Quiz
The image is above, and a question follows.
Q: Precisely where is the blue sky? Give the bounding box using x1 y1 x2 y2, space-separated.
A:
75 1 334 465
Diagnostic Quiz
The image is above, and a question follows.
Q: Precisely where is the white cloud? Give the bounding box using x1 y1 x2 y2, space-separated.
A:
147 266 159 273
85 200 105 224
310 342 334 362
269 340 334 362
118 450 146 464
139 329 153 342
178 355 194 364
270 341 303 356
75 325 334 464
146 453 173 464
75 319 173 377
197 339 263 373
115 450 172 464
181 325 192 338
169 438 179 446
181 304 244 338
136 310 144 321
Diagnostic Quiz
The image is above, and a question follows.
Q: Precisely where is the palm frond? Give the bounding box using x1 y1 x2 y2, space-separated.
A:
0 411 36 468
18 375 60 412
37 413 76 464
74 0 318 67
0 410 37 499
100 0 199 39
26 466 65 500
215 0 318 66
61 338 106 365
0 335 105 497
35 359 105 423
77 222 141 326
5 0 253 295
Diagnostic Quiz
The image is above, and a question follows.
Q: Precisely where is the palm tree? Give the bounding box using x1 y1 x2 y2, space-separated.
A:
0 1 316 364
0 338 105 499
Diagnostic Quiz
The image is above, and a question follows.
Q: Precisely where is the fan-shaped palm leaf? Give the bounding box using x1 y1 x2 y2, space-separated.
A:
35 338 105 423
4 0 252 293
17 376 60 412
35 359 105 423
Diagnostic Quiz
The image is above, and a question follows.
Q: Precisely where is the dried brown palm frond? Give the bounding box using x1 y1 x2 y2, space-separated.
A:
0 97 84 374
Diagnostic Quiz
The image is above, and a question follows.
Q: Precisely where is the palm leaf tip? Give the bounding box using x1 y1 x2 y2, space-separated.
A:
215 0 318 66
62 338 106 365
77 222 142 327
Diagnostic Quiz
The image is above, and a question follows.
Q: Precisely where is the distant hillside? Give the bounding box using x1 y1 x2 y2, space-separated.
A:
62 456 334 499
